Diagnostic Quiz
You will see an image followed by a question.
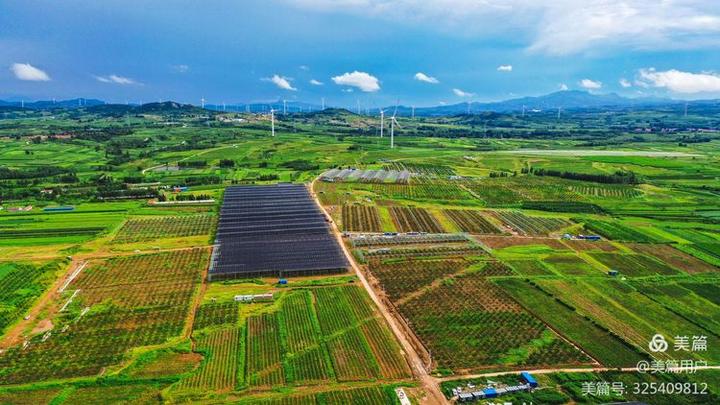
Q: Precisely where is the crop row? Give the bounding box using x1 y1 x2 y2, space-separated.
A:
569 185 642 199
113 215 215 243
341 205 382 232
389 207 444 233
364 244 486 259
443 209 503 234
193 302 239 331
582 219 661 243
367 258 471 301
397 272 588 371
384 162 456 176
0 262 58 334
493 210 572 236
247 313 285 387
177 327 243 391
589 253 680 277
228 286 410 390
349 233 468 247
0 227 105 239
0 249 209 385
365 181 470 201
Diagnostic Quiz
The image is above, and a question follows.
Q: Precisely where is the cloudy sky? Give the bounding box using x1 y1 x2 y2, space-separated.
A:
2 0 720 106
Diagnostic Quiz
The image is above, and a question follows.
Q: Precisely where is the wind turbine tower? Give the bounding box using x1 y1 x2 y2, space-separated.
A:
390 105 400 149
379 109 385 138
522 105 526 118
201 97 206 109
283 100 287 115
557 107 562 120
684 102 688 118
321 97 325 110
270 108 276 137
411 106 415 119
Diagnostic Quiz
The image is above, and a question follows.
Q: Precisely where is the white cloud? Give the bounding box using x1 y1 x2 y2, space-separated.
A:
497 65 513 72
310 79 324 85
580 78 602 89
263 74 297 91
10 63 50 81
285 1 720 55
453 88 475 97
171 64 189 73
619 78 632 88
559 83 569 91
331 71 380 92
636 68 720 93
94 74 139 85
414 72 439 84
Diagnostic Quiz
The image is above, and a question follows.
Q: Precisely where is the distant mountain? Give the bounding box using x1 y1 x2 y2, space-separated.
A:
3 91 719 117
205 99 323 113
0 98 105 109
85 101 209 116
403 91 675 116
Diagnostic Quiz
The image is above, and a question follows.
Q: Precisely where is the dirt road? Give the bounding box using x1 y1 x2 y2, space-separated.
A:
309 179 449 405
0 259 83 349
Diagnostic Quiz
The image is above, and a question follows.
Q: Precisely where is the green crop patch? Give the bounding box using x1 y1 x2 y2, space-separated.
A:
543 253 602 276
112 214 216 243
0 248 209 385
341 205 382 232
499 279 648 368
398 272 591 372
0 261 60 334
442 209 503 234
589 252 681 276
582 219 667 243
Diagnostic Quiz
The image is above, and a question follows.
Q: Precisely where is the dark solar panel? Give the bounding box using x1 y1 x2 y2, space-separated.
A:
209 184 349 280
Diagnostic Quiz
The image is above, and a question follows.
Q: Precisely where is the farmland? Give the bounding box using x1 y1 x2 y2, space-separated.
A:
112 214 216 243
341 204 382 232
389 206 445 233
442 209 503 234
0 248 209 385
0 104 719 403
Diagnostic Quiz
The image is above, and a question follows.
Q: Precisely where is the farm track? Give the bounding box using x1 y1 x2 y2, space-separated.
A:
0 259 84 349
437 365 720 383
310 179 449 405
0 245 211 351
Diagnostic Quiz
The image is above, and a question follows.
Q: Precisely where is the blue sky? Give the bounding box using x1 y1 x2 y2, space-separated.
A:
2 0 720 106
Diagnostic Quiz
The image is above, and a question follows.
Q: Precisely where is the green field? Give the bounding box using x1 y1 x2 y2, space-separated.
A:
0 105 718 403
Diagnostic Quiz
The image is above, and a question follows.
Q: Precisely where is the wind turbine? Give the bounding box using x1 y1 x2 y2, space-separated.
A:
283 99 287 115
390 105 400 149
201 97 206 109
557 106 562 120
379 109 385 138
321 97 325 110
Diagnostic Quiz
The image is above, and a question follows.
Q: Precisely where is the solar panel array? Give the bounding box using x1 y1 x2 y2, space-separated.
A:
209 184 349 280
